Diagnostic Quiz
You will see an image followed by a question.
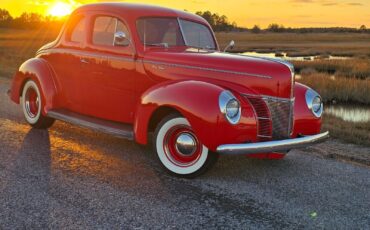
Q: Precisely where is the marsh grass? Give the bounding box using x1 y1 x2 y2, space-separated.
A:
0 28 58 78
323 114 370 147
297 73 370 104
293 59 370 79
216 32 370 57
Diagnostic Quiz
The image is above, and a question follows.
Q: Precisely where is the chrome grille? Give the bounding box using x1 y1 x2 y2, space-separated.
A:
247 96 272 141
244 94 294 140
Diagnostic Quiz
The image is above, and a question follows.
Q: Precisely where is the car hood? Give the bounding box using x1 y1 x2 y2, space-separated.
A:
143 49 294 98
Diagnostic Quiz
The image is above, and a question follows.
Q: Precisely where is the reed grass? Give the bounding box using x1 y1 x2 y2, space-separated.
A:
293 58 370 79
297 73 370 104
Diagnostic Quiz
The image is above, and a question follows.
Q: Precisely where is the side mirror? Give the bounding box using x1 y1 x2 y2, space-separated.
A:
114 31 130 46
224 40 235 52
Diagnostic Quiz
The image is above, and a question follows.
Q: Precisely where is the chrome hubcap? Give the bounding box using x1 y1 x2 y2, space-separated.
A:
175 133 197 156
25 87 39 118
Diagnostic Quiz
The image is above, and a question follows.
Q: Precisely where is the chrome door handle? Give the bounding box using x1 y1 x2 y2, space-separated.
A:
80 58 89 64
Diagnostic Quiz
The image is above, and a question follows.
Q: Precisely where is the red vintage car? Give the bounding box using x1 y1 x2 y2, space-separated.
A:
9 3 329 177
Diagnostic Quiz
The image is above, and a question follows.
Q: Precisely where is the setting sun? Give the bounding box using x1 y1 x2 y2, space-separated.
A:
48 2 73 17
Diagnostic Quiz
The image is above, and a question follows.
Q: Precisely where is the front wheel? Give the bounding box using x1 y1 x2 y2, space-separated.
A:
21 80 55 129
154 114 218 178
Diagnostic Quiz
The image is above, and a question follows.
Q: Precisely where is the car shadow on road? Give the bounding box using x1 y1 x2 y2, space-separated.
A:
2 128 53 226
13 128 52 180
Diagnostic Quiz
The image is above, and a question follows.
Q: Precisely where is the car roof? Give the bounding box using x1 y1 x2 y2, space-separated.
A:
74 3 208 24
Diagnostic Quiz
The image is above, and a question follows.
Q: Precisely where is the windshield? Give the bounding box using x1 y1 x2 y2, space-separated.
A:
136 17 216 50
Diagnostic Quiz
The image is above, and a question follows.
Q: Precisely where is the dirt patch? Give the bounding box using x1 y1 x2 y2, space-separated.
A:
302 139 370 166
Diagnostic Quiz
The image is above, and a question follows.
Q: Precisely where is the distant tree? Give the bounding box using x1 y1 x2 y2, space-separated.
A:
0 9 12 22
19 12 44 24
251 25 261 33
195 11 237 31
267 23 285 32
359 25 367 32
0 9 12 27
11 12 46 28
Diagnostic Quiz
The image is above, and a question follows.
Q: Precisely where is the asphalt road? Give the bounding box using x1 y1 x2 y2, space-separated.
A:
0 77 369 229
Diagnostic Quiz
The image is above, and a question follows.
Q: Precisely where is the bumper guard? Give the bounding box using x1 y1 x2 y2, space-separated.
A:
216 131 329 155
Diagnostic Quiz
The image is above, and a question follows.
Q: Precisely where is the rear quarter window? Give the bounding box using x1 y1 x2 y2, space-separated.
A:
66 15 85 43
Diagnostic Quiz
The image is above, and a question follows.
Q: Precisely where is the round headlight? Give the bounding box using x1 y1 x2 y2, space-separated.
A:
219 91 241 124
312 96 322 113
226 99 240 118
305 89 323 118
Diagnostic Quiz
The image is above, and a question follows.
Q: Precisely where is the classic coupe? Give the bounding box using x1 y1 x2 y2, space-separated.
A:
9 3 329 177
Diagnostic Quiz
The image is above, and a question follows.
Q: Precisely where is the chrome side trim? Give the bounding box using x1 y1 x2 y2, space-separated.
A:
216 131 329 155
229 52 295 97
242 93 294 102
228 52 294 74
37 48 136 63
143 60 272 79
257 117 271 120
47 109 134 140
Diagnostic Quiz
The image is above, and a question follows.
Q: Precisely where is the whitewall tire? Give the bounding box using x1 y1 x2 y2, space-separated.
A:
154 114 218 178
21 80 54 129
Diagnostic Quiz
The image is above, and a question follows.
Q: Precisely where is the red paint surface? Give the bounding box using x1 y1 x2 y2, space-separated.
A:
9 3 322 154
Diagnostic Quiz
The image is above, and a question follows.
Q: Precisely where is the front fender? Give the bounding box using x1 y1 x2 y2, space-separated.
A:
9 58 58 115
134 80 257 151
292 82 322 136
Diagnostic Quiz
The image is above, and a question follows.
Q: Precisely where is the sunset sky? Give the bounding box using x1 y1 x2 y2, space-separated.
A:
1 0 369 28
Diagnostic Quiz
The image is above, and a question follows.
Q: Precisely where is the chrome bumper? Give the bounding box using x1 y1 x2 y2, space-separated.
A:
216 131 329 155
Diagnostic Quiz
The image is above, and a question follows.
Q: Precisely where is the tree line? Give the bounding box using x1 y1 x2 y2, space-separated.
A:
0 9 64 30
250 23 368 33
0 8 368 33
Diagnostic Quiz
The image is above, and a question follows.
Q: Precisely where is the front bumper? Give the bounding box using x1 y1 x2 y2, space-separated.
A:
216 131 329 155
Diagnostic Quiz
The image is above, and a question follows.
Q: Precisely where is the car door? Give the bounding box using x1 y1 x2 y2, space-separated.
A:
81 14 136 123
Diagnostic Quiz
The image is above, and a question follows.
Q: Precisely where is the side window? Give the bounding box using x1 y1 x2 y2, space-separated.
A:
67 16 85 43
179 20 216 50
92 16 130 46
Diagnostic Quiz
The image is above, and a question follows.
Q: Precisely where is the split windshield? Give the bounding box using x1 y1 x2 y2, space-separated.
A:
136 17 216 50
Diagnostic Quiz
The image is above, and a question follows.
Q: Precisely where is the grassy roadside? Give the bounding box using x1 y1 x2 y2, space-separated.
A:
323 114 370 147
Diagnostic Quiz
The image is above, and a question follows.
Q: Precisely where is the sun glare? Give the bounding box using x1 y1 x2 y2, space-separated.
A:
48 2 73 17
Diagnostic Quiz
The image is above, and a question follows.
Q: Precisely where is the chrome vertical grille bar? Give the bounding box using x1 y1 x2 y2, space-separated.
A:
244 94 294 140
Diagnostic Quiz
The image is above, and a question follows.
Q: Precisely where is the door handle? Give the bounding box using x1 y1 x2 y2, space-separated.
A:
80 58 89 64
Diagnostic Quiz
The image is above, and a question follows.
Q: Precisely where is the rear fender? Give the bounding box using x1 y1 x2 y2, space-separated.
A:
10 58 58 115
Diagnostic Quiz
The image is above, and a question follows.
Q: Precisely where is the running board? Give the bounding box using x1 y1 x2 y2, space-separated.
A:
47 109 134 140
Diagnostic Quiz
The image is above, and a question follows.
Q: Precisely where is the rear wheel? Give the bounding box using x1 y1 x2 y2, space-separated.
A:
154 114 218 178
21 80 55 129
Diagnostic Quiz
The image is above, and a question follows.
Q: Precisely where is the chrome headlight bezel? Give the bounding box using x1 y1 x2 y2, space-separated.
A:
219 91 241 125
305 89 323 118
